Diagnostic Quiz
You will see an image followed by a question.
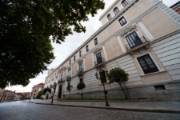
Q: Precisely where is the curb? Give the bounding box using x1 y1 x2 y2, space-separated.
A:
30 101 180 114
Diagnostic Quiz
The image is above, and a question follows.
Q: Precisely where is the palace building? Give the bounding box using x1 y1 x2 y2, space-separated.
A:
45 0 180 101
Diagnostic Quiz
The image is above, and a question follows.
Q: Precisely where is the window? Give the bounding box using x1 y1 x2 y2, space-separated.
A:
94 38 98 45
86 45 89 52
96 52 103 64
126 31 142 48
119 16 127 26
121 0 128 7
79 51 81 57
68 66 71 72
107 14 112 21
79 61 84 72
113 7 120 16
137 54 159 74
154 85 166 91
69 60 71 65
74 55 76 61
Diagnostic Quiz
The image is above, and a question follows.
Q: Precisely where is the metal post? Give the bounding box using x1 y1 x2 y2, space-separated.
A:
102 83 110 107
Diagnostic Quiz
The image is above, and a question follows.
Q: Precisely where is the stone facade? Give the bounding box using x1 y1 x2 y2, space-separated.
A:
45 0 180 101
0 89 16 102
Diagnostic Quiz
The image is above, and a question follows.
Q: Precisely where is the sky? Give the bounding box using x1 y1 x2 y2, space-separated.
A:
6 0 179 93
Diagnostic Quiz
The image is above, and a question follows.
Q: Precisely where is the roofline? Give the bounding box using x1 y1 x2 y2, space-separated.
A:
99 0 121 20
170 1 180 8
33 83 44 88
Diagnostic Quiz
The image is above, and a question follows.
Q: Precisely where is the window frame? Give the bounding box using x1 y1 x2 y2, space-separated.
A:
113 7 120 16
95 51 103 64
94 38 98 45
119 16 127 26
125 31 143 48
86 45 89 52
121 0 129 7
78 60 84 72
107 14 112 21
137 54 159 74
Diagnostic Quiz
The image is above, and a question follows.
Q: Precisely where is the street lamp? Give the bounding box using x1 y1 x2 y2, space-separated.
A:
102 82 110 107
51 83 57 104
96 71 110 107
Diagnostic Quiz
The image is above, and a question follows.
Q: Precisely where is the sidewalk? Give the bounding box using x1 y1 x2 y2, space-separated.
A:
30 99 180 113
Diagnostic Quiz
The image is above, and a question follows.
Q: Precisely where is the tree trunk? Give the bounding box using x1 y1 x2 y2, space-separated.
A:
118 82 129 100
122 82 130 99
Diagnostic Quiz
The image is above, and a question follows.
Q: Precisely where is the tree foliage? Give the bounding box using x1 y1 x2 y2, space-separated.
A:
36 87 51 99
36 90 44 99
77 79 86 90
108 68 128 83
77 78 85 100
0 0 104 88
66 76 73 92
43 87 51 94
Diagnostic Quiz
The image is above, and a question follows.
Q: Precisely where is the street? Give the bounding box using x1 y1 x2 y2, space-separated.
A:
0 101 180 120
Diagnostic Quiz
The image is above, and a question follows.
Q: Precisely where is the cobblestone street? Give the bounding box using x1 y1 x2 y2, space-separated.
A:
0 101 180 120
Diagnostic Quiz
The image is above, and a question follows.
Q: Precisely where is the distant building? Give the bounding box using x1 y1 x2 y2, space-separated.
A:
15 92 31 100
0 88 4 102
171 1 180 14
0 90 16 102
32 83 44 98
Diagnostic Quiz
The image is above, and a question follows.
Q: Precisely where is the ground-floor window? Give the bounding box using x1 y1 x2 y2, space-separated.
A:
137 54 159 74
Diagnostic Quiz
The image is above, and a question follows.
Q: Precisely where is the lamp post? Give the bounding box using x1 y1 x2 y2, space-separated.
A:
51 83 57 104
102 83 109 107
96 70 110 107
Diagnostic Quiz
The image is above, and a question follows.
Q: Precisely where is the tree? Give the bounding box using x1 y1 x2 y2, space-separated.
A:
35 87 51 99
36 90 44 99
77 78 86 100
0 0 105 88
108 68 129 100
43 88 51 94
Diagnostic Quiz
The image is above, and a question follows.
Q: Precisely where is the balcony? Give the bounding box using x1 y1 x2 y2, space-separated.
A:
95 57 106 69
126 37 150 54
